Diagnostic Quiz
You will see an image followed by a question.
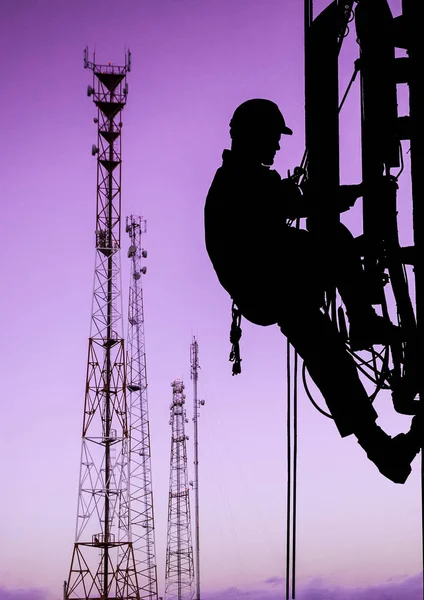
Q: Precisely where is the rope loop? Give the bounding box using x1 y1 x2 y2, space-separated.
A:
229 301 242 375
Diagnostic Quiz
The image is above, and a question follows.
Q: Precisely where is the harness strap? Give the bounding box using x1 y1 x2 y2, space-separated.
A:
229 300 242 375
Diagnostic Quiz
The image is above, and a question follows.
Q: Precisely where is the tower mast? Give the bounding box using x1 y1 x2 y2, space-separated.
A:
165 381 195 600
64 48 139 599
125 215 158 600
190 338 204 600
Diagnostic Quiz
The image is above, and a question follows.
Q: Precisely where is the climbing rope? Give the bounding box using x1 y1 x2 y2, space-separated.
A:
286 339 298 600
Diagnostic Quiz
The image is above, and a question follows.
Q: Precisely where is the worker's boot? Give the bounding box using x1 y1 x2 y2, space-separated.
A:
391 376 420 415
355 417 421 484
348 311 400 351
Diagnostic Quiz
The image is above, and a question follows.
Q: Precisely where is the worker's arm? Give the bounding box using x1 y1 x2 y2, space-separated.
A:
281 178 363 219
280 177 316 219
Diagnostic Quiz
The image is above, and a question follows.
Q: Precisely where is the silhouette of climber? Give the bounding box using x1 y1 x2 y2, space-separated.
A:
204 98 421 484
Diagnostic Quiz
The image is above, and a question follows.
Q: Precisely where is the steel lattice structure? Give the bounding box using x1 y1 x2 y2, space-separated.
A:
190 339 204 600
165 381 195 600
124 215 158 600
64 48 139 600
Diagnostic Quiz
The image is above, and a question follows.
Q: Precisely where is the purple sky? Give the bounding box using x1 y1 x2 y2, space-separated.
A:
0 0 421 599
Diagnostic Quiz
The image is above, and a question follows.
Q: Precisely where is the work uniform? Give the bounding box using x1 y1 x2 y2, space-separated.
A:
205 149 377 438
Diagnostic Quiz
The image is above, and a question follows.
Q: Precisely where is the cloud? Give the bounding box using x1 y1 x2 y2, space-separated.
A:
220 588 245 597
264 576 284 586
297 573 422 600
202 573 423 600
202 588 254 600
0 589 48 600
0 575 421 600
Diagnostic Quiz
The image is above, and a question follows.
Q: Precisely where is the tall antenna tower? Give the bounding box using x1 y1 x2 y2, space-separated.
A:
125 215 158 599
64 48 139 599
165 381 195 600
189 339 204 600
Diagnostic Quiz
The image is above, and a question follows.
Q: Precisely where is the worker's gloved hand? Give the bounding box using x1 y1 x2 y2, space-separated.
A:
338 183 363 212
290 166 306 183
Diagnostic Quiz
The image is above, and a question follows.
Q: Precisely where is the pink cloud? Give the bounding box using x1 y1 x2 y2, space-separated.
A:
0 589 48 600
202 573 422 600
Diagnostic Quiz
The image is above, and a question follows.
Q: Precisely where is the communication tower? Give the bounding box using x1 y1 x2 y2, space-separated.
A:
189 338 204 600
125 215 158 600
64 48 139 599
165 381 195 600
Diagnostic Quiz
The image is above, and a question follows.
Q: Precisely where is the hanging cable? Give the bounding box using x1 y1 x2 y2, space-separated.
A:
286 340 298 599
284 5 361 598
338 60 360 113
302 342 391 420
394 141 405 181
298 2 358 187
292 349 298 599
285 338 291 600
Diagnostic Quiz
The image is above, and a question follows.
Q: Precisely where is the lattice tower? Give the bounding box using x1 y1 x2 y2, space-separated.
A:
165 381 195 600
123 215 158 600
64 48 139 600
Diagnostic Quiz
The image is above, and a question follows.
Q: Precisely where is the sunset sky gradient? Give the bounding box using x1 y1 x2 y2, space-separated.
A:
0 1 422 599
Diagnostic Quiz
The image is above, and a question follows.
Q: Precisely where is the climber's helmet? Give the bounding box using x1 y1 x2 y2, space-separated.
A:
229 98 293 139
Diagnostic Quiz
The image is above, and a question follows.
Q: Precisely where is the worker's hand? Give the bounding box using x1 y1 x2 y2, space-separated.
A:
289 166 306 184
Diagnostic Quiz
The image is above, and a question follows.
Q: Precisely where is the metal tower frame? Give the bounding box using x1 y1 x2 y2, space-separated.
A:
300 0 424 597
124 215 158 600
189 339 204 600
64 48 139 600
165 381 195 600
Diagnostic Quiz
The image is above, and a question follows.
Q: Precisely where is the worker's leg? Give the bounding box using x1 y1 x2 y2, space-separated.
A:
277 302 422 483
306 221 372 314
305 222 398 349
237 278 420 483
330 224 374 316
277 304 377 437
284 224 371 315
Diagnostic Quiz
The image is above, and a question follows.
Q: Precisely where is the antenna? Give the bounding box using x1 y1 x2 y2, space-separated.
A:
190 337 204 600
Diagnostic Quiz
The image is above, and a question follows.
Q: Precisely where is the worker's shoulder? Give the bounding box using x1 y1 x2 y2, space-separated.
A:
207 158 283 195
219 162 282 184
206 165 227 198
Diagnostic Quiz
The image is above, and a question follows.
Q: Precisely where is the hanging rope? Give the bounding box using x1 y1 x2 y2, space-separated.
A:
286 339 291 600
292 348 298 599
286 340 298 599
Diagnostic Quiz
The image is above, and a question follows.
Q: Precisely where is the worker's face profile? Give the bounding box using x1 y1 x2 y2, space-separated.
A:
254 130 281 166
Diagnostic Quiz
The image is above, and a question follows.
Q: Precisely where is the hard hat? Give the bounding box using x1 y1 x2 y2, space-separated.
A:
230 99 293 136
